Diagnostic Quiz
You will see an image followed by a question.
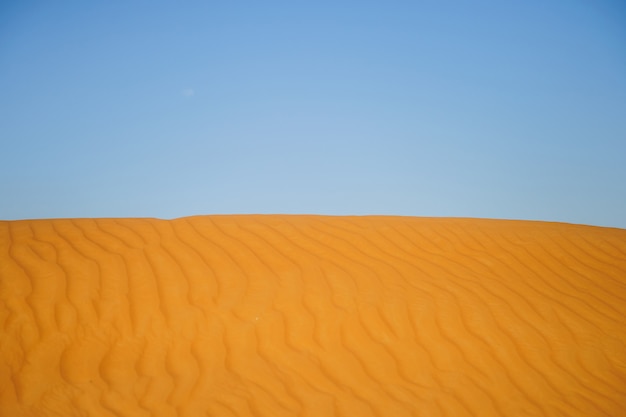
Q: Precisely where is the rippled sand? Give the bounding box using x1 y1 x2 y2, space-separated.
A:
1 215 625 416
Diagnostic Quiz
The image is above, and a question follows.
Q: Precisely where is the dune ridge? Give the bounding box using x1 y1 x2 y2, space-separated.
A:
1 215 625 416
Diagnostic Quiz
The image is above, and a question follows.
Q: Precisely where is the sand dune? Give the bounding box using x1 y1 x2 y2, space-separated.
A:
1 215 625 416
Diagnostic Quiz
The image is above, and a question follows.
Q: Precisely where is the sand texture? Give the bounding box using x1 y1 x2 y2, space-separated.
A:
1 215 625 416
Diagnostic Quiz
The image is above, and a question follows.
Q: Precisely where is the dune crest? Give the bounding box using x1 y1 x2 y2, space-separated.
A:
1 215 625 416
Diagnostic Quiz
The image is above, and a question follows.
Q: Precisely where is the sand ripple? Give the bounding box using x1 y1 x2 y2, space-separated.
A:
1 215 625 416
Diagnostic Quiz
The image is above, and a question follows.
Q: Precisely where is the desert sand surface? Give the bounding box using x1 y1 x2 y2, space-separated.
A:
1 215 625 416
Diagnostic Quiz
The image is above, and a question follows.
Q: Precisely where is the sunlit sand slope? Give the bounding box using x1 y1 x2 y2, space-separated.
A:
1 216 625 416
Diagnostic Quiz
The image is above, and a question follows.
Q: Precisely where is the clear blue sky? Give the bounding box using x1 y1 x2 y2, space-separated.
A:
2 1 625 228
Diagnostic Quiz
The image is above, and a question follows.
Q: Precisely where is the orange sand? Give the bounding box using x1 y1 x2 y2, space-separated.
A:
1 215 625 416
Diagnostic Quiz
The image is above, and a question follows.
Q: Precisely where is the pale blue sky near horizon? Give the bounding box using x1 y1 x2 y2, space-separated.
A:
2 1 625 228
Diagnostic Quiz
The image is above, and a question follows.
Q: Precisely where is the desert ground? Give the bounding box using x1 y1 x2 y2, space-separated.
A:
1 215 625 416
